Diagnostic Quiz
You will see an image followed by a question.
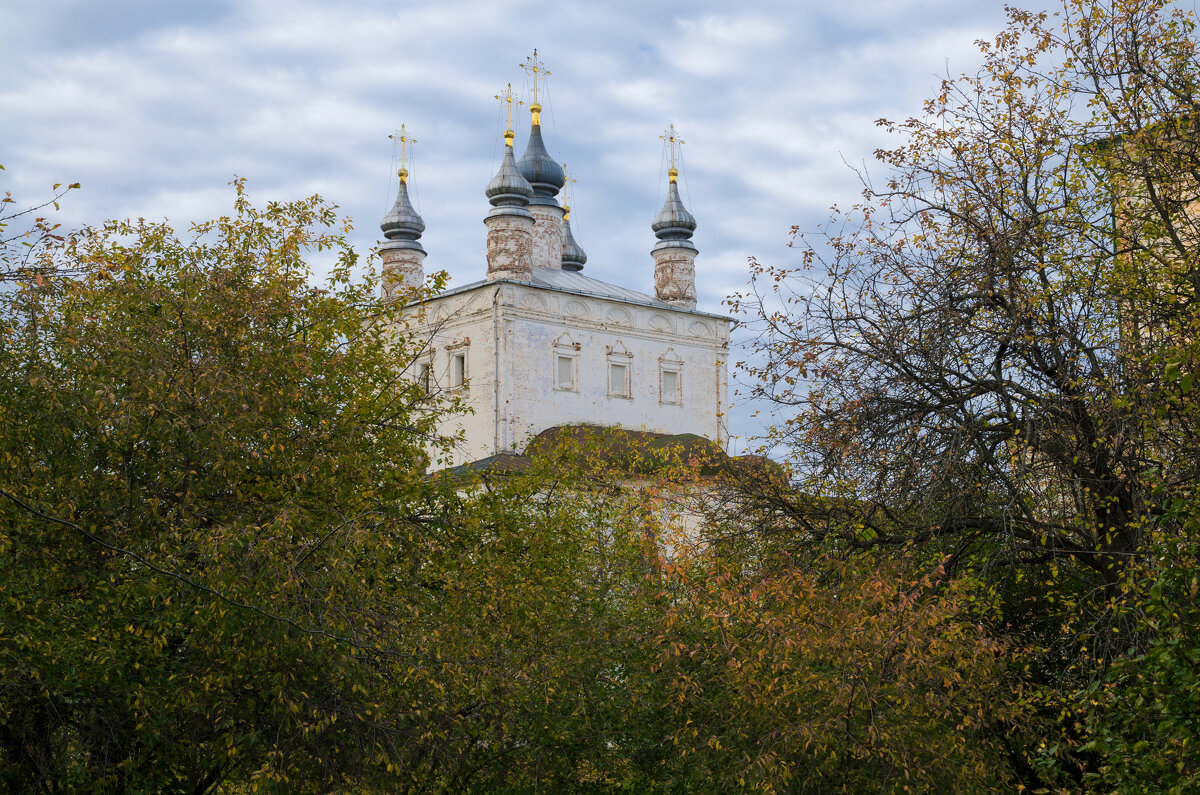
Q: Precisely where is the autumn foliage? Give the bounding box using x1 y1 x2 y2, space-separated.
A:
4 0 1200 791
654 554 1019 793
731 0 1200 789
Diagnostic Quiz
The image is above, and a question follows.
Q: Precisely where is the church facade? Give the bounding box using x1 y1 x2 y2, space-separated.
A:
379 79 731 468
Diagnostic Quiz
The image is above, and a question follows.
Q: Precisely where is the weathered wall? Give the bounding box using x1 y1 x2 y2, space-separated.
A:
485 214 534 281
405 281 731 467
380 246 426 302
528 205 564 270
403 287 501 467
653 247 698 309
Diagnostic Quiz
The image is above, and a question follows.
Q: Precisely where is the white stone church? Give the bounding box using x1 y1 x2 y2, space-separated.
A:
378 74 732 469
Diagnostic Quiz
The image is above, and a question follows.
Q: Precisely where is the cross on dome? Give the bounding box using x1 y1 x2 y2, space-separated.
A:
520 49 550 108
561 162 577 216
389 124 417 182
520 49 552 125
660 124 685 181
494 83 523 144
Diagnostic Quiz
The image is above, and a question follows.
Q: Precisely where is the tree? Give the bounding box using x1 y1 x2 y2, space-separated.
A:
0 181 468 791
734 0 1200 586
653 549 1022 794
728 0 1200 787
0 163 80 281
0 186 719 792
395 445 674 792
1069 504 1200 793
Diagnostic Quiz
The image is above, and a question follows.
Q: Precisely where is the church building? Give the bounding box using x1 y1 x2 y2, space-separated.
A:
379 59 732 468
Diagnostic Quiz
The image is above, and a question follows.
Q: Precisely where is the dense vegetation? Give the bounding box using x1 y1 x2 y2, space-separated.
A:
730 0 1200 790
2 1 1199 791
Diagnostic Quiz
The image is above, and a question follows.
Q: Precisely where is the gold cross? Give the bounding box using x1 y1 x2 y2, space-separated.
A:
561 162 578 216
660 124 684 172
494 83 522 141
389 125 417 181
520 49 550 108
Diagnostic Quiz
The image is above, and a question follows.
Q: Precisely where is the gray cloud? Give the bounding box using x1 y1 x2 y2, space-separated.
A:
2 0 1058 445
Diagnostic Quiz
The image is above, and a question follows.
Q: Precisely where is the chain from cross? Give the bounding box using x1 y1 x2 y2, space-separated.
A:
494 83 522 133
660 124 684 171
519 49 550 107
389 125 417 177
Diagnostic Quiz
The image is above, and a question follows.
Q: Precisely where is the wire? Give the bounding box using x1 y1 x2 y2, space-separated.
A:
679 137 694 209
385 137 399 215
410 145 422 218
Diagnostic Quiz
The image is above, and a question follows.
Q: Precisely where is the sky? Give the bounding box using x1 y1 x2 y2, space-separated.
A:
2 0 1057 451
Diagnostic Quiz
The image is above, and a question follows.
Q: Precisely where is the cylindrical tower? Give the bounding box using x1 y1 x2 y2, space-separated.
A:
485 128 535 281
651 165 698 309
380 165 426 302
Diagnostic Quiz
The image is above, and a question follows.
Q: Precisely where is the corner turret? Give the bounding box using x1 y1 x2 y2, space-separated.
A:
651 125 697 309
380 126 427 301
484 121 535 282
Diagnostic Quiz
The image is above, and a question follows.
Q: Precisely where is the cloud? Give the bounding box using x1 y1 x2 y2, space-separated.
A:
664 14 791 77
1 0 1062 444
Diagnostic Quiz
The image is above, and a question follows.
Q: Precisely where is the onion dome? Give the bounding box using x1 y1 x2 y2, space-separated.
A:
487 130 535 208
516 105 565 206
652 168 697 246
381 168 426 253
560 205 586 271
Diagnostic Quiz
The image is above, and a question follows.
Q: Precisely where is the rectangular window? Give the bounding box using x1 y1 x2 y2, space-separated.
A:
417 361 431 395
450 352 466 389
661 369 680 404
556 354 574 390
608 362 629 398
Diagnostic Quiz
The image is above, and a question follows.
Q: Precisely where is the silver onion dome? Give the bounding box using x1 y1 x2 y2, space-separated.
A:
560 208 586 271
652 168 697 244
487 137 535 207
516 106 565 206
381 169 426 253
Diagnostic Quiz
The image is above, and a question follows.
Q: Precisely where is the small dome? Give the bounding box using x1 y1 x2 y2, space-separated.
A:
652 171 696 242
381 171 425 243
561 210 586 271
516 118 565 205
487 140 534 207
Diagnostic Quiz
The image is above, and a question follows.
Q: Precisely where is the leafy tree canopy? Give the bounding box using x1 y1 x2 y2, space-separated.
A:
0 180 468 791
727 0 1200 788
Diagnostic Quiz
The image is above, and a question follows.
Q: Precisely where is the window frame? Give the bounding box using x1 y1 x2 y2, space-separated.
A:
414 352 434 396
450 352 467 389
607 342 633 399
446 339 470 393
553 333 581 393
659 349 683 406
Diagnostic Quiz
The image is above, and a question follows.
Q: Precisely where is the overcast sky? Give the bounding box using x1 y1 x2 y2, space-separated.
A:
3 0 1056 449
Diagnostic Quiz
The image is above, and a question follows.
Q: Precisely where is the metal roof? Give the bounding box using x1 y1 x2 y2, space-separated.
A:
530 268 665 306
415 268 731 323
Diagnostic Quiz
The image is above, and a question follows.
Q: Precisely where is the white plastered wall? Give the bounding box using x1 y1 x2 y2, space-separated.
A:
406 280 731 468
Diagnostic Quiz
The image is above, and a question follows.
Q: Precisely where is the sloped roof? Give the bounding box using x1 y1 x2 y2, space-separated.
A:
414 268 731 322
442 453 533 478
528 267 669 308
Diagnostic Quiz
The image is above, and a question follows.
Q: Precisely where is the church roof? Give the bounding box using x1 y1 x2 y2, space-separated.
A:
530 267 664 306
416 268 730 322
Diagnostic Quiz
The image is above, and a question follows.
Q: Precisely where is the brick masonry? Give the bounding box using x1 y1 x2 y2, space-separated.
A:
485 214 535 281
653 248 698 309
